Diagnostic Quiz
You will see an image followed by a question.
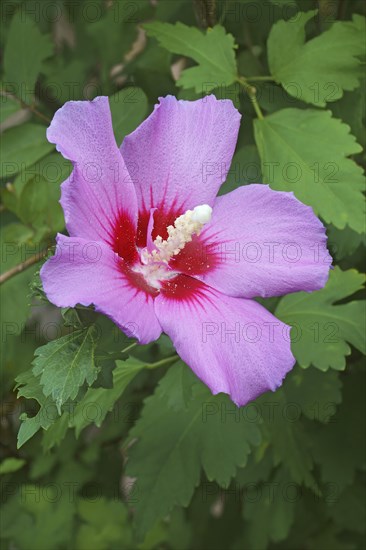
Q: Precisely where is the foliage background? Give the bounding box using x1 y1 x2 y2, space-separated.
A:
0 0 365 549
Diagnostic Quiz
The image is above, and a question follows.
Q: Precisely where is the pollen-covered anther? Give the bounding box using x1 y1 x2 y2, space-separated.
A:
152 204 212 263
135 204 212 288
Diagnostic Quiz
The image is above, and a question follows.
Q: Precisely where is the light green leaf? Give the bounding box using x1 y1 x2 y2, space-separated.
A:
0 457 26 475
1 123 54 178
144 23 237 92
276 267 365 371
254 108 365 232
109 88 148 144
3 12 53 104
268 12 366 106
32 327 100 413
126 362 261 537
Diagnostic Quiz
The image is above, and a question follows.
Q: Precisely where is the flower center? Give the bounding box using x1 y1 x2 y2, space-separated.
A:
134 204 212 289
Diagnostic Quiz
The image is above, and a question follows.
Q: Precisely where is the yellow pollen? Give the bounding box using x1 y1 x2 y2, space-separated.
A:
142 204 212 265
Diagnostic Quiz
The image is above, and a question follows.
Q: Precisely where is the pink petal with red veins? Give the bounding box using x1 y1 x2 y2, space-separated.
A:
155 275 295 407
41 234 161 344
47 97 138 262
193 185 332 298
120 95 241 228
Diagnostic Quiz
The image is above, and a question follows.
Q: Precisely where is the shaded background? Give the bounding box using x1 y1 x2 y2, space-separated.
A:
1 1 365 549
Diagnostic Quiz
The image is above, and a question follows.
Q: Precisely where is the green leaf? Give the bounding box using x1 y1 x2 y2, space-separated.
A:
3 12 53 103
41 413 70 452
76 498 133 550
1 483 74 549
219 145 261 195
42 59 87 104
327 481 366 534
284 366 342 422
13 150 72 199
159 359 197 411
0 123 54 178
254 108 365 232
0 223 39 335
309 370 366 491
330 84 366 149
32 327 100 413
126 363 261 537
257 386 318 492
18 175 62 234
0 95 21 124
276 267 365 371
268 12 366 106
109 88 148 144
144 23 237 92
70 357 145 436
243 467 296 548
15 370 58 448
0 457 26 475
86 5 138 84
327 225 366 260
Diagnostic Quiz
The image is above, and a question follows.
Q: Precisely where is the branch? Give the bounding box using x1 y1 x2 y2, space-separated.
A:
0 249 49 285
237 77 264 120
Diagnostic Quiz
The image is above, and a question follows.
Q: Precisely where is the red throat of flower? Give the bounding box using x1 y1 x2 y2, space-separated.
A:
111 204 215 299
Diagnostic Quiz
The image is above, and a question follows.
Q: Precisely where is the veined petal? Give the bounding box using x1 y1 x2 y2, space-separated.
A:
41 235 162 344
47 97 138 261
190 185 332 298
120 95 241 247
155 275 295 406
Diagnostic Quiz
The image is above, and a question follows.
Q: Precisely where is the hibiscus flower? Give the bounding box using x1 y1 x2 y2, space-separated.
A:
41 95 332 406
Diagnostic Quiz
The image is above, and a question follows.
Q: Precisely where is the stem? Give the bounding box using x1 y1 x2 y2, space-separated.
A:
246 76 275 82
25 103 51 124
121 342 138 354
237 76 264 120
145 354 179 369
0 91 51 124
0 248 48 285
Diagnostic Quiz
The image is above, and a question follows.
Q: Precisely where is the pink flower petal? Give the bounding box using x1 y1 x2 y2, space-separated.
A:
192 185 332 298
41 234 162 344
155 275 295 406
47 97 138 261
120 95 241 246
